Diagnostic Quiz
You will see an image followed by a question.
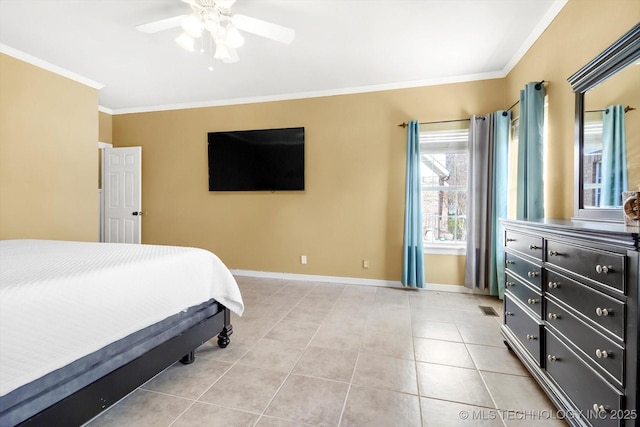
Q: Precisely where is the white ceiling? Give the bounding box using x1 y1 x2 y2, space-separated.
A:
0 0 566 113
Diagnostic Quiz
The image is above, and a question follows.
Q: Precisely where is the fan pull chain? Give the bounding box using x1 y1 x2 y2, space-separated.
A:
208 34 214 71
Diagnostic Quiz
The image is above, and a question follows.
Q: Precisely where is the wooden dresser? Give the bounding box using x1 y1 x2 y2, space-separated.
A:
501 219 639 427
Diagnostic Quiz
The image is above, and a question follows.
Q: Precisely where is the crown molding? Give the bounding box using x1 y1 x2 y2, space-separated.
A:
98 105 114 114
501 0 568 76
110 70 506 115
0 43 104 90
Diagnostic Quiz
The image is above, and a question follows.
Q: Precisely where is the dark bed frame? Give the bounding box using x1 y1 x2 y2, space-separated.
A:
16 305 233 427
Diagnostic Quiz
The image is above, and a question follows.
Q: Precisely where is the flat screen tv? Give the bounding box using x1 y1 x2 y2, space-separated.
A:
208 127 305 191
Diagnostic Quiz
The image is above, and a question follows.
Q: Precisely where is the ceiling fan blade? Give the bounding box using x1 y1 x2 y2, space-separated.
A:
136 15 187 34
231 14 295 44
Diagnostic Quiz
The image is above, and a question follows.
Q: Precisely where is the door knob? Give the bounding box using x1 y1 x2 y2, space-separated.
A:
132 211 143 216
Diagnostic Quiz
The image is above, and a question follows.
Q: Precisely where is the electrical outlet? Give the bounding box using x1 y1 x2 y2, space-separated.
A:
362 259 369 269
301 255 307 265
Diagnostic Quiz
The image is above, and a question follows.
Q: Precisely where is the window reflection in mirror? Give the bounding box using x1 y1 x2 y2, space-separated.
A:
583 111 603 207
583 60 639 208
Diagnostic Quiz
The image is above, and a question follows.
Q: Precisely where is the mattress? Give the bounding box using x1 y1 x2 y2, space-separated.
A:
1 300 220 427
0 239 244 400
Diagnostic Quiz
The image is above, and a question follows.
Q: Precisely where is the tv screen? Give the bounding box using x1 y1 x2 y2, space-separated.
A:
208 127 305 191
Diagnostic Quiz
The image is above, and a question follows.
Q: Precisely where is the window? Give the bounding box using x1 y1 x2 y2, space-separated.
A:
420 125 469 252
583 117 604 207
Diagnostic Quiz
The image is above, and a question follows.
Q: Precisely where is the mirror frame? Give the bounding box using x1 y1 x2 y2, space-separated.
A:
568 23 640 223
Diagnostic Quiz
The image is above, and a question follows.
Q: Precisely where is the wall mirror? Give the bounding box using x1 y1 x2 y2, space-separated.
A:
568 23 640 223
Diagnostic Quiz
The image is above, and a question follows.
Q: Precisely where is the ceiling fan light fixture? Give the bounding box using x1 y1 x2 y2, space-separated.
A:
181 14 203 38
203 17 219 32
213 42 231 61
138 0 295 68
176 32 195 52
222 47 239 63
225 24 244 48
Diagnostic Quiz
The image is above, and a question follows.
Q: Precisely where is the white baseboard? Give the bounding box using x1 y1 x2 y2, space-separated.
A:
230 269 486 294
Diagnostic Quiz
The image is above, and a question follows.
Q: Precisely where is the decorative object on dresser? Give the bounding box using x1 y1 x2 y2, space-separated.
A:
501 219 639 427
623 191 639 226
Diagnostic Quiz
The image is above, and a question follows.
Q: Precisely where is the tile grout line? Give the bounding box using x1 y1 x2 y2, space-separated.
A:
338 285 389 426
253 282 344 426
460 320 508 427
408 289 425 426
336 352 361 426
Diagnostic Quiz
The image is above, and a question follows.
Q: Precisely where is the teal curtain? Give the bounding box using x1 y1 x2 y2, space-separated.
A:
600 105 628 207
490 111 510 299
464 112 510 298
516 82 545 220
402 120 425 288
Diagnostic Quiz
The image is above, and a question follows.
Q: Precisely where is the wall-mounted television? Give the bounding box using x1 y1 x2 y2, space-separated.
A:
208 127 305 191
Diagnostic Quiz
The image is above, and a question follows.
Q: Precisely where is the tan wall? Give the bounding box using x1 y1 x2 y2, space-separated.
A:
505 0 640 218
99 111 113 144
113 79 505 282
426 254 466 285
112 0 639 285
0 53 98 241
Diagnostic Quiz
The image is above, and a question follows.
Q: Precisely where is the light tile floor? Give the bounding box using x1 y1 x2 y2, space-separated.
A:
86 277 567 427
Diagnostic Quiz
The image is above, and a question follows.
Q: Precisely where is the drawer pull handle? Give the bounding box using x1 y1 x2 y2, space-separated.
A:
547 281 559 289
548 250 559 256
592 404 609 414
547 355 558 362
505 311 513 316
527 298 539 305
548 313 559 320
595 307 610 317
506 282 515 288
527 271 539 277
526 334 538 340
595 349 610 359
506 238 516 242
529 245 540 250
506 260 515 265
595 264 611 274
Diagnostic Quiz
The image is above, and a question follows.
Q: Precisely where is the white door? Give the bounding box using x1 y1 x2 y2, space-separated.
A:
103 147 142 243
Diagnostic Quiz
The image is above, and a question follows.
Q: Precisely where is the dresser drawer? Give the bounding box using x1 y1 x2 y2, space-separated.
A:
505 272 542 318
546 330 623 427
546 240 625 293
505 229 544 261
546 298 624 386
505 252 542 291
547 270 625 341
504 294 543 365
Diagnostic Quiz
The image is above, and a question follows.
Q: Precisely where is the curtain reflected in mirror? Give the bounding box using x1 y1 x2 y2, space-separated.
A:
582 58 639 210
583 106 631 208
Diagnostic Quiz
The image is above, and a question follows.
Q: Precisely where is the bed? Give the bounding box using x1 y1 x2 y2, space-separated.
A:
0 239 244 427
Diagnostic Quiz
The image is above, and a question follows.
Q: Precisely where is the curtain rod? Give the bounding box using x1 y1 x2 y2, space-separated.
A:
585 105 636 114
501 80 547 116
398 80 547 126
397 117 485 128
503 100 519 116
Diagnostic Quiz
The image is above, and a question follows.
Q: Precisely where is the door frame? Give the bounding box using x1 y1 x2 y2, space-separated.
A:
98 141 112 242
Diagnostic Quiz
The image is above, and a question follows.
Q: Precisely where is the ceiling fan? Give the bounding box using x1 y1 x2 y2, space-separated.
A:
136 0 295 67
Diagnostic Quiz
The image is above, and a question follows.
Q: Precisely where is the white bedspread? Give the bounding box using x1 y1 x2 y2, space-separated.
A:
0 239 244 397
